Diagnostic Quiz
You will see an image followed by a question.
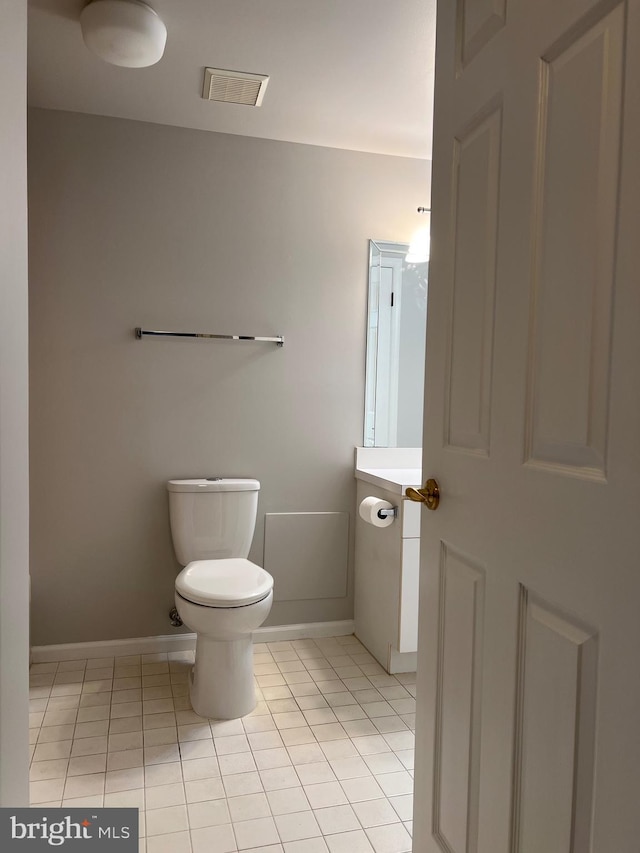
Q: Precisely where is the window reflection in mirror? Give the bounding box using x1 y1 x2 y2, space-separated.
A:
364 240 428 447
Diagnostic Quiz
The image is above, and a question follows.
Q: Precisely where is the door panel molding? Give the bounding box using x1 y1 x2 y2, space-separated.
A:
524 2 625 480
444 101 502 458
510 586 598 853
456 0 507 72
432 543 485 853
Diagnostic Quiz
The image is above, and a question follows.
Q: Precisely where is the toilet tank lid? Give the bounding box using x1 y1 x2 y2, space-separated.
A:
167 478 260 493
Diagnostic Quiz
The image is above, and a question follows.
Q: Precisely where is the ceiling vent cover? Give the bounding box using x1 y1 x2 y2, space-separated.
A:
202 68 269 107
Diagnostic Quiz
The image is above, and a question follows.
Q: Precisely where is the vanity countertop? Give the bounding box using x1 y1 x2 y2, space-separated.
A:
355 466 422 495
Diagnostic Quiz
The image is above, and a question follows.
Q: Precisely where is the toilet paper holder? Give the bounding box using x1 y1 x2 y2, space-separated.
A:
377 506 397 519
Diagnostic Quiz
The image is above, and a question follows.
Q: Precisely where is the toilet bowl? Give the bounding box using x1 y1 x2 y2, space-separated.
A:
174 557 273 719
167 479 274 720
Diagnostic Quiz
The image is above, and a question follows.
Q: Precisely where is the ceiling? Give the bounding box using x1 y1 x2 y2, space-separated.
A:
27 0 436 159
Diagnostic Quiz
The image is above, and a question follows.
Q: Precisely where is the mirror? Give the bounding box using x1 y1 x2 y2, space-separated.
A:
364 239 428 447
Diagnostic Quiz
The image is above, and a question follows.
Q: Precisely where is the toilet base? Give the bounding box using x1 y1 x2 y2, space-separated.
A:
189 633 256 719
174 589 273 720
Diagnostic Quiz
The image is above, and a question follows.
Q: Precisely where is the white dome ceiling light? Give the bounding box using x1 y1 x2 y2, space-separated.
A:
80 0 167 68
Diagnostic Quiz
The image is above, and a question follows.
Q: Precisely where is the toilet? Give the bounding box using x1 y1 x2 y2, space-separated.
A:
167 477 274 720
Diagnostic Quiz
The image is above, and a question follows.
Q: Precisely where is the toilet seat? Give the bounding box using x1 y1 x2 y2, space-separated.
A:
176 558 273 608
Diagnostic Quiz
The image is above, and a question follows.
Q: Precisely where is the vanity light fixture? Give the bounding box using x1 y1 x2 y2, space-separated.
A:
406 206 431 263
80 0 167 68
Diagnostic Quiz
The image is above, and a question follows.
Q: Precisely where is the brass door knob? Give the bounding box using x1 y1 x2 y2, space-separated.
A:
406 478 440 511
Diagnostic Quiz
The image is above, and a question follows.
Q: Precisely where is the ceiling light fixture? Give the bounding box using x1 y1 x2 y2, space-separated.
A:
406 207 431 263
80 0 167 68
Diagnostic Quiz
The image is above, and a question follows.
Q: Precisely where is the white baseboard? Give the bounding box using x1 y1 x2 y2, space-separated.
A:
253 620 354 643
388 648 418 674
31 634 197 663
30 620 355 663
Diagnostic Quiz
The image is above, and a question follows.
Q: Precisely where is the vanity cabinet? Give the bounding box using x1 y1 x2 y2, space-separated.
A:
354 477 421 673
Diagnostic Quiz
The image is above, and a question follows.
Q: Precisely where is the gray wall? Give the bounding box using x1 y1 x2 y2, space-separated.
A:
0 0 30 805
28 107 429 645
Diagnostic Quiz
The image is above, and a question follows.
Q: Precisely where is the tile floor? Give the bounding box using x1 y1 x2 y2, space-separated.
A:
28 634 416 853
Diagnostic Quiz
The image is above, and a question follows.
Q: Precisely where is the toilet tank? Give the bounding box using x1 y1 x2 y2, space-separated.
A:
167 478 260 566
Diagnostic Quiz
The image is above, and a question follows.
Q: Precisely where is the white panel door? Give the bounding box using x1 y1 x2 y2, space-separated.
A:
413 0 640 851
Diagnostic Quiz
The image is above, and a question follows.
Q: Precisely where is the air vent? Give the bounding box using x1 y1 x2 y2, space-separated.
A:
202 67 269 107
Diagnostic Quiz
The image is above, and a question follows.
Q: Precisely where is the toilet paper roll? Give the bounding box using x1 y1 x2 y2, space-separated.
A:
358 496 395 528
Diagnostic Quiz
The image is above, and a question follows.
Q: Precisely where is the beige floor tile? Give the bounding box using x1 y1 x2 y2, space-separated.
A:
364 822 412 853
273 810 321 843
67 754 107 777
180 757 220 782
104 788 145 809
63 772 105 799
107 748 144 771
190 824 236 853
184 777 225 803
29 778 65 803
145 782 186 810
234 816 280 849
26 637 414 853
29 759 69 781
187 798 231 829
144 762 183 787
105 767 145 793
145 804 189 837
146 830 191 853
